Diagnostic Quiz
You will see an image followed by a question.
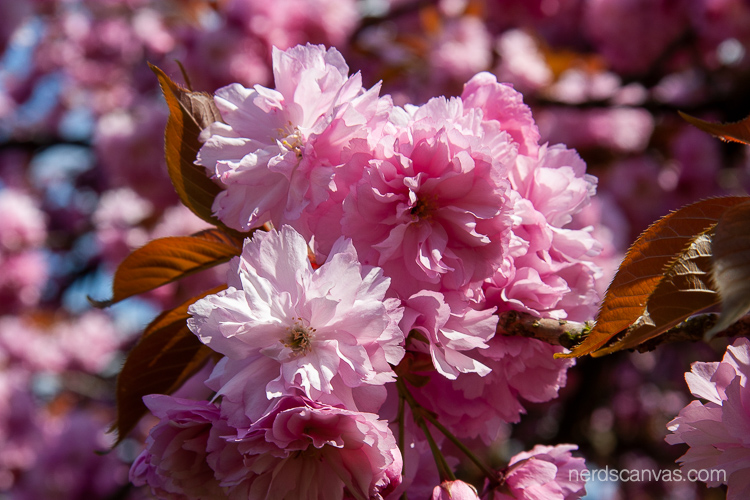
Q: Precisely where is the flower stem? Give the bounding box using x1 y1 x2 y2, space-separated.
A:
397 378 455 482
419 409 499 483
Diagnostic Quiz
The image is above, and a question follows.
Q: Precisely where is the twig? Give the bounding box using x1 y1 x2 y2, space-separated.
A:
496 311 750 353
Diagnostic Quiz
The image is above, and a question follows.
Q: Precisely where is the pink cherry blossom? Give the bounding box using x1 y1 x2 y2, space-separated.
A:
196 43 391 234
484 144 601 322
460 71 541 157
432 479 480 500
187 225 405 420
206 396 402 500
130 395 225 500
411 336 574 444
339 95 514 298
401 290 497 379
666 338 750 499
494 444 587 500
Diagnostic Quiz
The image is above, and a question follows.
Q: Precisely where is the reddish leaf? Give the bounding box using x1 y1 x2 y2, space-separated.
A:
150 64 227 228
93 228 241 306
679 111 750 145
558 196 749 358
592 233 719 356
112 285 225 444
706 200 750 338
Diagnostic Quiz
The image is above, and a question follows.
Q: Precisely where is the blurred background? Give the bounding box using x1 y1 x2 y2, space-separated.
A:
1 0 748 498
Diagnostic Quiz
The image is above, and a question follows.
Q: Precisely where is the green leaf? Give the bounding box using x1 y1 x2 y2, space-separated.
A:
112 285 225 444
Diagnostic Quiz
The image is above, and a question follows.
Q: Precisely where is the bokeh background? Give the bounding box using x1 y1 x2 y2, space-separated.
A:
1 0 748 498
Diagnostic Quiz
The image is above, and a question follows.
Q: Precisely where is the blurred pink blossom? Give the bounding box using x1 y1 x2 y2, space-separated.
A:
536 107 655 154
667 338 750 499
0 368 40 490
429 16 493 81
495 29 553 93
583 0 689 74
0 250 48 313
12 408 128 500
0 188 46 252
226 0 359 50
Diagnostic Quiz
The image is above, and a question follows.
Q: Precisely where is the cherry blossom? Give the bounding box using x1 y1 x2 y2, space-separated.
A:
206 396 402 499
494 444 587 500
432 479 481 500
339 95 515 297
401 290 497 379
130 396 225 500
187 225 404 419
196 43 392 234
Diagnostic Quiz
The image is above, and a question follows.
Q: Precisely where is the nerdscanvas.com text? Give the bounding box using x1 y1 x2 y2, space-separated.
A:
570 467 727 484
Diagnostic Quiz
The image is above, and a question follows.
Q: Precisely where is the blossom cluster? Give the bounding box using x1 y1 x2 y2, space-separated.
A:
132 43 595 499
2 1 750 499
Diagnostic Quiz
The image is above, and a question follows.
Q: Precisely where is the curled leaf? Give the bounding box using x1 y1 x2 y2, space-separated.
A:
557 196 749 358
112 285 226 444
150 64 227 228
592 232 719 356
705 200 750 339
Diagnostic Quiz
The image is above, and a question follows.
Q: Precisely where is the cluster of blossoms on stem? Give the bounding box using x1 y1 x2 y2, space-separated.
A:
132 43 597 499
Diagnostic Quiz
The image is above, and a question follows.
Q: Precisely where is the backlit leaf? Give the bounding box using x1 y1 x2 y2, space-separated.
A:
592 232 719 356
705 200 750 339
557 196 749 358
112 285 225 444
94 228 242 306
679 111 750 145
150 64 226 227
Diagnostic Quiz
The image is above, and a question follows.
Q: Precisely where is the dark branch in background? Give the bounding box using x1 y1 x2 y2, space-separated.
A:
497 310 748 353
0 138 91 152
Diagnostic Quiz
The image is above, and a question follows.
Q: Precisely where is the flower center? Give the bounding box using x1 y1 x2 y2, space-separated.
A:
278 123 305 159
411 194 439 220
284 317 315 355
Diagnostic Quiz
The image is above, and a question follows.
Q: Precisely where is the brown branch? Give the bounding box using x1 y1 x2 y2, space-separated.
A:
496 311 750 354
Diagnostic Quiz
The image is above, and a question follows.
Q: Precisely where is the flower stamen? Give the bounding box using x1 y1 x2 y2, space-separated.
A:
277 122 305 159
411 194 439 220
284 317 315 355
